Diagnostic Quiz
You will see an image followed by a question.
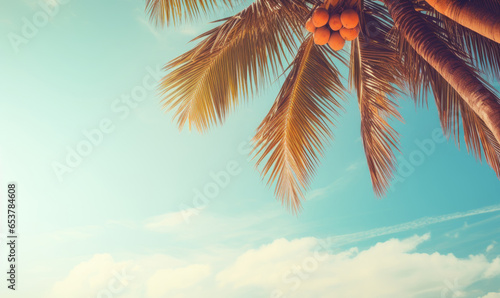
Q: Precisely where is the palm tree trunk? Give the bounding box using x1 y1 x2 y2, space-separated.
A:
425 0 500 43
383 0 500 146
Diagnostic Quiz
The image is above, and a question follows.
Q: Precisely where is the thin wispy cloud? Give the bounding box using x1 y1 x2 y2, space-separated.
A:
320 175 351 194
144 209 191 230
38 225 100 242
306 184 332 201
136 8 202 40
326 204 500 247
136 12 162 40
141 207 303 246
346 159 363 171
179 25 200 36
306 162 360 201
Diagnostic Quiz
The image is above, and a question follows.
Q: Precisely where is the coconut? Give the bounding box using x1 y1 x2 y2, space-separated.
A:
312 8 329 27
314 26 331 45
328 32 345 51
305 18 316 33
340 9 359 29
339 27 359 41
328 14 342 31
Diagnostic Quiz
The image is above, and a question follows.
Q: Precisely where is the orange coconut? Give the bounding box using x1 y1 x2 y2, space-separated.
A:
340 9 360 29
312 8 329 27
328 14 342 31
339 26 359 41
305 18 316 33
328 32 345 51
314 26 331 45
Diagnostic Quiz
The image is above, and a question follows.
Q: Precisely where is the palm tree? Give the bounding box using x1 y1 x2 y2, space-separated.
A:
145 0 500 212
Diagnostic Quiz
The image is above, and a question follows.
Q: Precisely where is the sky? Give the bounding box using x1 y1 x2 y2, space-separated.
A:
0 0 499 297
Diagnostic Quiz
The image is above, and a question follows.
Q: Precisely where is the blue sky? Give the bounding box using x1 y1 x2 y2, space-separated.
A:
0 0 500 297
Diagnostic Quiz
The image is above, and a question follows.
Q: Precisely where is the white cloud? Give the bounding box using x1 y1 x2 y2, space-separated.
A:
50 254 138 298
216 237 319 288
48 234 500 298
147 264 210 298
48 254 210 298
483 292 500 298
47 204 500 297
487 242 496 253
217 234 500 298
484 257 500 278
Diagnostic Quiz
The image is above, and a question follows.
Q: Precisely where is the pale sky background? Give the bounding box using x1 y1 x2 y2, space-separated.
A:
0 0 500 297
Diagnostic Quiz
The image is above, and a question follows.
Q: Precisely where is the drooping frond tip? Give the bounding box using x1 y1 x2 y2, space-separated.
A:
349 10 404 196
253 37 346 213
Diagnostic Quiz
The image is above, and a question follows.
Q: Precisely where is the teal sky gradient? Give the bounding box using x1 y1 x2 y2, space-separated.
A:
1 0 499 297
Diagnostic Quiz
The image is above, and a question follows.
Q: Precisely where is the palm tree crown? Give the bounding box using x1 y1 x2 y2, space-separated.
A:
146 0 500 212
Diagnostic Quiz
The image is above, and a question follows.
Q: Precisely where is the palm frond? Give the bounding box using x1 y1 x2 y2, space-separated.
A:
429 69 500 176
363 0 395 26
394 2 471 107
159 0 308 131
395 29 500 176
145 0 234 26
463 0 500 12
411 0 500 80
416 0 500 12
252 36 346 212
419 0 500 43
435 13 500 80
350 11 404 196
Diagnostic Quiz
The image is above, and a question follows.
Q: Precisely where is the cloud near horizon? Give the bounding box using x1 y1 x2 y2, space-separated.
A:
49 234 500 298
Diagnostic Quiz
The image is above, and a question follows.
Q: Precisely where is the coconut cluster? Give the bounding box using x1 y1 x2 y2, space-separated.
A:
305 5 360 51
